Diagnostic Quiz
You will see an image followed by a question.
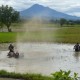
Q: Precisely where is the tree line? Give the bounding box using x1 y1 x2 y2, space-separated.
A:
59 18 80 26
50 18 80 26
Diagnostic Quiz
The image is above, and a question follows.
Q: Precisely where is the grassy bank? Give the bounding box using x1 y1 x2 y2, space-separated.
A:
0 70 78 80
0 70 53 80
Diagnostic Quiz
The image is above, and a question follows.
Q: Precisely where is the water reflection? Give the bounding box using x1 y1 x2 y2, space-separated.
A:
74 52 80 61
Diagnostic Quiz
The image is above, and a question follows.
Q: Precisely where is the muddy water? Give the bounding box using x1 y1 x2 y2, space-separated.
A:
0 43 80 76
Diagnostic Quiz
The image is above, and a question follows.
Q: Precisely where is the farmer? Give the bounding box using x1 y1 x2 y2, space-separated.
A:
74 43 80 52
8 44 14 52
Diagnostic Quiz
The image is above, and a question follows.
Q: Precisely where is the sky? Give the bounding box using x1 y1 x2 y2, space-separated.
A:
0 0 80 16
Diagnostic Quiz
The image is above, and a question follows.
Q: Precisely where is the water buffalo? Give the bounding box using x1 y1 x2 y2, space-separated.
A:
7 51 19 58
74 43 80 52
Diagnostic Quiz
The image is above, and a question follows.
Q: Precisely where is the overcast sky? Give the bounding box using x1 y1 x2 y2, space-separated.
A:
0 0 80 16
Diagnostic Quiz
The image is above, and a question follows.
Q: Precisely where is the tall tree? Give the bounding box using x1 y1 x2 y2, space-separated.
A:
0 5 19 32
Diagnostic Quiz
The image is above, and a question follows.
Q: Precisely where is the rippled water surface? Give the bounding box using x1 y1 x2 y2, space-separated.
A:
0 43 80 76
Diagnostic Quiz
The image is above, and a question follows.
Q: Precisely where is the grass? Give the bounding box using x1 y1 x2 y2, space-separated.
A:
55 27 80 43
0 70 53 80
0 32 17 43
17 31 55 42
0 23 80 43
0 31 55 43
0 70 78 80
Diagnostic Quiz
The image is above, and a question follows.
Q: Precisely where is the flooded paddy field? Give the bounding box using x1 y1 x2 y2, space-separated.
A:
0 43 80 76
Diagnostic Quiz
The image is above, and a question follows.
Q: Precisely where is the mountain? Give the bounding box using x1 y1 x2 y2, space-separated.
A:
20 4 80 20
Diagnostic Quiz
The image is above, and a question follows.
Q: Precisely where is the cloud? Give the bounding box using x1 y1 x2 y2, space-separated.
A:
0 0 80 16
68 12 80 17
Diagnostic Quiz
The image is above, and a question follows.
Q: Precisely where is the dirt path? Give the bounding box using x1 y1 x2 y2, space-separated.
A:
0 78 21 80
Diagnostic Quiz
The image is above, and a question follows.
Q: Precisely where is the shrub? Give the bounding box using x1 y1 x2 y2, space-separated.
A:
51 70 78 80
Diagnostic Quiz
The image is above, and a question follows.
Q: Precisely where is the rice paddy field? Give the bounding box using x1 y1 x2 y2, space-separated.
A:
0 24 80 43
55 27 80 43
0 24 80 80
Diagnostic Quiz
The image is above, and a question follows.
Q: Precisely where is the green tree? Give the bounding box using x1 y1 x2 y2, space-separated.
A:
60 18 67 26
0 5 19 32
0 22 4 32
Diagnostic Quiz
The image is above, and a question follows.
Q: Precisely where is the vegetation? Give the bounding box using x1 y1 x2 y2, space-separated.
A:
51 70 78 80
55 27 80 43
59 18 67 26
0 70 78 80
0 5 19 32
0 25 80 43
0 70 53 80
50 18 80 27
0 30 55 43
0 32 17 43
